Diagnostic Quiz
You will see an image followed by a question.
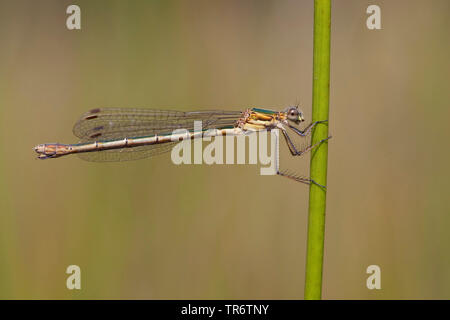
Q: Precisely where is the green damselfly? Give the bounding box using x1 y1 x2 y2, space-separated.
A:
34 106 330 186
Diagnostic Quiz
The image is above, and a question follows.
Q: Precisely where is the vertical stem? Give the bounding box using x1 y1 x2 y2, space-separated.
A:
304 0 331 300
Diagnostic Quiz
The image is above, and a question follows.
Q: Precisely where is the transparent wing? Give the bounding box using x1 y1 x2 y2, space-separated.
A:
73 108 242 141
72 107 242 162
77 142 178 162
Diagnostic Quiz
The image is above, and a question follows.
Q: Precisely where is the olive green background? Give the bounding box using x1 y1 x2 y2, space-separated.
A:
0 0 449 299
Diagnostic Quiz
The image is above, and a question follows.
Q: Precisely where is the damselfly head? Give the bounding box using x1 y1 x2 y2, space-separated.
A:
285 106 304 124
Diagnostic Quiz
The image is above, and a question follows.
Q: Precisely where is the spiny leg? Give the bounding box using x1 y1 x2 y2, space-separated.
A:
281 126 331 157
276 127 331 189
288 119 328 137
277 170 326 189
281 127 303 156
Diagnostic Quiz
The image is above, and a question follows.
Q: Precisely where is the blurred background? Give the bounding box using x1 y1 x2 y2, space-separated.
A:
0 0 449 299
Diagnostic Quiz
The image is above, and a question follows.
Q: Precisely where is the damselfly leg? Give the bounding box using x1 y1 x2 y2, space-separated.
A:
287 120 328 138
276 137 330 189
276 119 330 189
279 119 329 156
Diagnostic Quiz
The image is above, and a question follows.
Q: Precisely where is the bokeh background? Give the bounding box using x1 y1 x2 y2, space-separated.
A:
0 0 449 299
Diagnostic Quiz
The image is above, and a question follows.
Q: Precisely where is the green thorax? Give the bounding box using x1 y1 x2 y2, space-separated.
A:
251 108 277 115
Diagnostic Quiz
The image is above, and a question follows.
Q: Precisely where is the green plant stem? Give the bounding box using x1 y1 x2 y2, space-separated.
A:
304 0 331 300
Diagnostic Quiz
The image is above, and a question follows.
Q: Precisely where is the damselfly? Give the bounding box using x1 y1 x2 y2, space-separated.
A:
34 106 330 186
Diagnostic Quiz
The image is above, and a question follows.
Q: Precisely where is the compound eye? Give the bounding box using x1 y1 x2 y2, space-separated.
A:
288 108 298 120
